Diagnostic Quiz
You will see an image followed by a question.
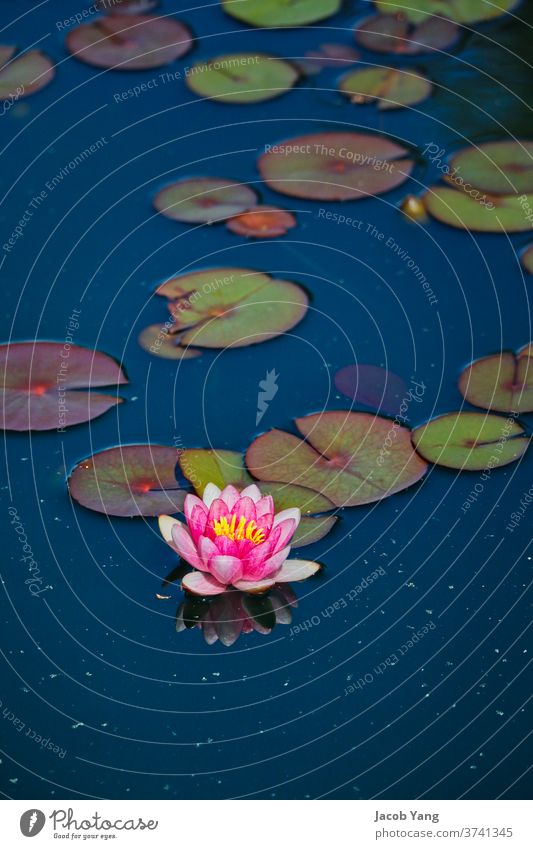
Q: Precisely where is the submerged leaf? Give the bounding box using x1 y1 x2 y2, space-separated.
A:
355 14 459 54
521 245 533 274
66 14 192 70
299 43 360 73
335 364 409 415
458 346 533 413
153 178 258 223
222 0 342 27
95 0 160 13
339 66 432 110
258 131 414 201
0 342 127 431
0 48 54 99
69 444 186 517
412 412 529 470
246 411 428 507
185 53 299 103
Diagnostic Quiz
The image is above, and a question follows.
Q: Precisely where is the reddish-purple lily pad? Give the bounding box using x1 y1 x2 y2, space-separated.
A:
458 346 533 413
0 342 127 431
339 66 432 110
225 206 296 237
246 411 428 507
412 412 529 470
66 14 192 70
0 48 55 99
166 274 309 349
258 131 414 201
138 324 202 359
96 0 160 13
355 14 459 54
69 444 186 516
335 365 410 415
185 53 300 104
153 178 258 223
375 0 518 25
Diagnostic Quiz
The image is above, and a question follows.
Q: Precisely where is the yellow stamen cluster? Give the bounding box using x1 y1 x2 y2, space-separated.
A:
212 514 266 545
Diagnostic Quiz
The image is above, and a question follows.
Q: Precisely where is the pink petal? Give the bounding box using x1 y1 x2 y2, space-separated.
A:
232 496 257 523
259 545 291 580
258 511 274 534
220 484 240 510
207 497 229 531
276 559 321 582
270 517 297 553
214 535 239 557
182 570 227 596
256 495 274 518
243 527 282 576
240 484 262 503
184 493 207 524
233 577 276 593
188 504 208 543
208 555 243 585
170 522 205 571
202 482 221 508
198 535 219 568
273 507 301 529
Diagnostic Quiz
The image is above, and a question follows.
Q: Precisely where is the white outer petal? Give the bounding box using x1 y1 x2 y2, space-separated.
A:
273 507 301 529
202 482 221 508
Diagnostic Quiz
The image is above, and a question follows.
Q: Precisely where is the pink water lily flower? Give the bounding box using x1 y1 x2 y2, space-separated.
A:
159 482 320 595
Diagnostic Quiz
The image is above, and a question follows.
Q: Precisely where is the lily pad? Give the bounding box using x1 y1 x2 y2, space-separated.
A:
69 444 186 517
412 412 529 470
0 48 54 99
0 342 127 431
185 53 299 103
96 0 160 13
246 411 428 507
66 14 193 71
423 186 533 232
521 245 533 274
155 267 267 300
374 0 518 25
444 141 533 196
168 275 309 349
258 131 414 201
355 14 459 54
153 178 258 223
221 0 342 27
339 66 432 110
138 324 202 359
335 365 409 415
458 346 533 413
225 206 296 237
178 449 337 547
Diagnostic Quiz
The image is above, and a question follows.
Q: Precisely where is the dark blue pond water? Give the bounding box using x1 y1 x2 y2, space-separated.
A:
1 0 532 800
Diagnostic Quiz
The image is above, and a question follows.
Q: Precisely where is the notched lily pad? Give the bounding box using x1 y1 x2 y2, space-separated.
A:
69 444 186 516
423 187 533 233
153 177 258 223
0 47 54 99
185 53 299 103
374 0 518 25
246 410 428 507
444 141 533 196
222 0 342 28
459 345 533 413
258 131 414 201
66 14 193 70
339 66 432 110
412 412 529 470
138 324 202 359
0 342 127 431
355 14 459 54
225 206 296 237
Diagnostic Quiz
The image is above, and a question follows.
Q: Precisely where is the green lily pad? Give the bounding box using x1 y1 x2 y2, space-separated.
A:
178 449 337 547
521 245 533 274
412 412 529 470
246 411 428 507
445 141 533 196
66 14 193 71
138 324 202 359
423 186 533 232
0 48 55 99
374 0 518 25
339 66 432 110
0 342 127 431
69 444 186 517
153 177 258 223
222 0 342 27
355 14 459 54
258 131 414 201
156 267 267 300
168 275 309 349
458 346 533 413
185 53 299 103
225 206 296 237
